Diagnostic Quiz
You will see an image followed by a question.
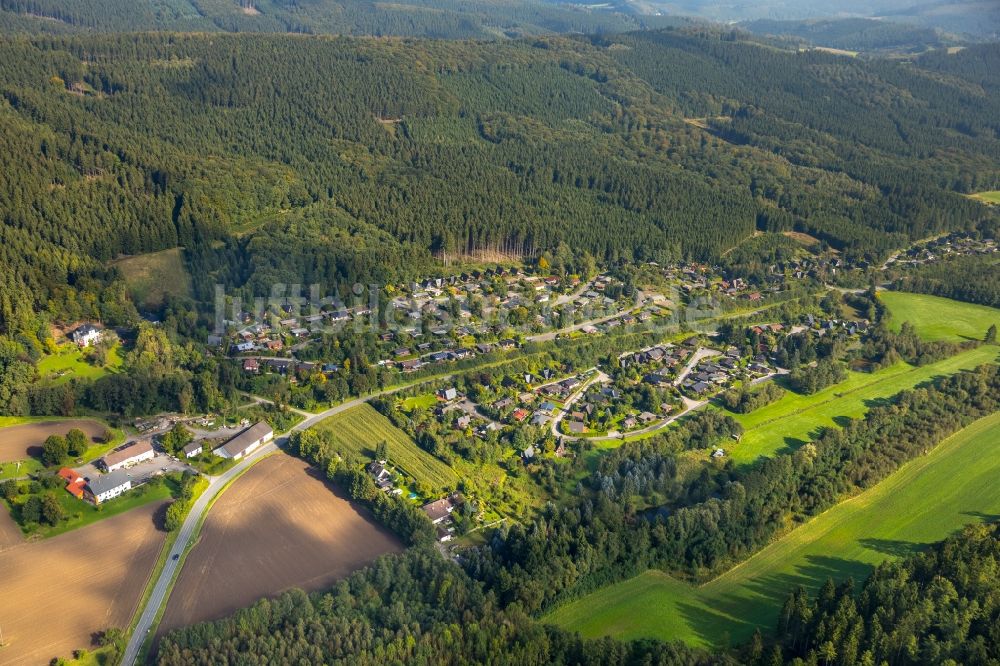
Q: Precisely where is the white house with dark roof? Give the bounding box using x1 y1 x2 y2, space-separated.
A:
88 471 132 504
71 324 102 347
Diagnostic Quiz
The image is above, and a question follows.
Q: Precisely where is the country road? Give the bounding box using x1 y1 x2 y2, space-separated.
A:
121 379 448 665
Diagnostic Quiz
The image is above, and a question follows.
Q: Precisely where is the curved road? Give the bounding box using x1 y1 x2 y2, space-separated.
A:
121 382 445 665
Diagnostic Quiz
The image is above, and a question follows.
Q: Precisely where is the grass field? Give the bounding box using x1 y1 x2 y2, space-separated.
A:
311 403 458 490
112 247 192 309
546 411 1000 647
879 291 1000 342
968 190 1000 204
37 342 124 383
723 345 1000 464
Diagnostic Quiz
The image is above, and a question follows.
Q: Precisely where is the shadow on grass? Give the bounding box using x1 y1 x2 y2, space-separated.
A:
962 510 1000 523
857 537 923 558
703 554 875 645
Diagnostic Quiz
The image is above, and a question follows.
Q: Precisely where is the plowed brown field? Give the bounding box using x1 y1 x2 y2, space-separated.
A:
158 454 401 636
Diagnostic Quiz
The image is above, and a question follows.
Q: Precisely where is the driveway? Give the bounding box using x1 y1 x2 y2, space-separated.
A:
74 453 192 486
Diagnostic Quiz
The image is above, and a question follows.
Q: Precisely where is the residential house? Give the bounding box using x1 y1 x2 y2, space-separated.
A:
421 497 456 524
71 324 102 347
182 442 203 459
58 468 87 499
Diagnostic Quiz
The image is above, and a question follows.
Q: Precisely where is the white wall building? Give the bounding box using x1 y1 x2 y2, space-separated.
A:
88 472 132 504
102 440 155 472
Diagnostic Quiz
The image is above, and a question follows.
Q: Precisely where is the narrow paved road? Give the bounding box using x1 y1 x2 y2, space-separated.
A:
526 306 638 343
121 379 447 664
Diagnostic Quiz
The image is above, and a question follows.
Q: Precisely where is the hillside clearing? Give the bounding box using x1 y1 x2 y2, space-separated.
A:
968 190 1000 204
112 247 192 309
546 412 1000 647
36 342 123 384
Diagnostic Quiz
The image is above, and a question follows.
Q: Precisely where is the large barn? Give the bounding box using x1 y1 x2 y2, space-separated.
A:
213 422 274 460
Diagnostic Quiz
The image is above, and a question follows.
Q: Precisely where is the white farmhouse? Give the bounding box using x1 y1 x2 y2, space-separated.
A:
88 471 132 504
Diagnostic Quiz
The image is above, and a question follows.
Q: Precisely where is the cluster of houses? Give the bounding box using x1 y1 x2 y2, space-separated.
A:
885 233 997 270
563 384 665 436
222 267 644 380
678 349 772 397
624 342 691 374
56 439 156 505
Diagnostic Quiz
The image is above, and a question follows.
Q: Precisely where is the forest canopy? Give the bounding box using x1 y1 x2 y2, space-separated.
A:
0 30 997 344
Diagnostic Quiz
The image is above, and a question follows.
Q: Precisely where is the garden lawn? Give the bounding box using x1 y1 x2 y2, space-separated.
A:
724 345 999 465
546 411 1000 647
311 404 457 491
879 291 999 342
401 393 438 411
36 343 123 384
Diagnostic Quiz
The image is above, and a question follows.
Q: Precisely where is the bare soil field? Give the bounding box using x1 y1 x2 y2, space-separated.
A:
0 419 106 462
158 454 402 636
0 501 166 664
0 505 22 552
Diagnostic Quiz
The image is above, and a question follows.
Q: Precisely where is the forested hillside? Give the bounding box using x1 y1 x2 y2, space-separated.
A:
0 30 998 345
0 0 684 38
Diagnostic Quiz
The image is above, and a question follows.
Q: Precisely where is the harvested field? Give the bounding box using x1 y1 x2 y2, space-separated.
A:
0 418 106 463
0 501 166 664
158 454 401 636
0 504 21 552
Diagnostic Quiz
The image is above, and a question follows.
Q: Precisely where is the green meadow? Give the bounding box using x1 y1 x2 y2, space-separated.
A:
724 345 1000 464
879 291 999 342
546 412 1000 647
36 343 124 384
968 190 1000 205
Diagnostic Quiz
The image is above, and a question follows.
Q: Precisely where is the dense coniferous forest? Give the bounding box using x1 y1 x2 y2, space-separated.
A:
0 0 688 38
0 30 998 349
